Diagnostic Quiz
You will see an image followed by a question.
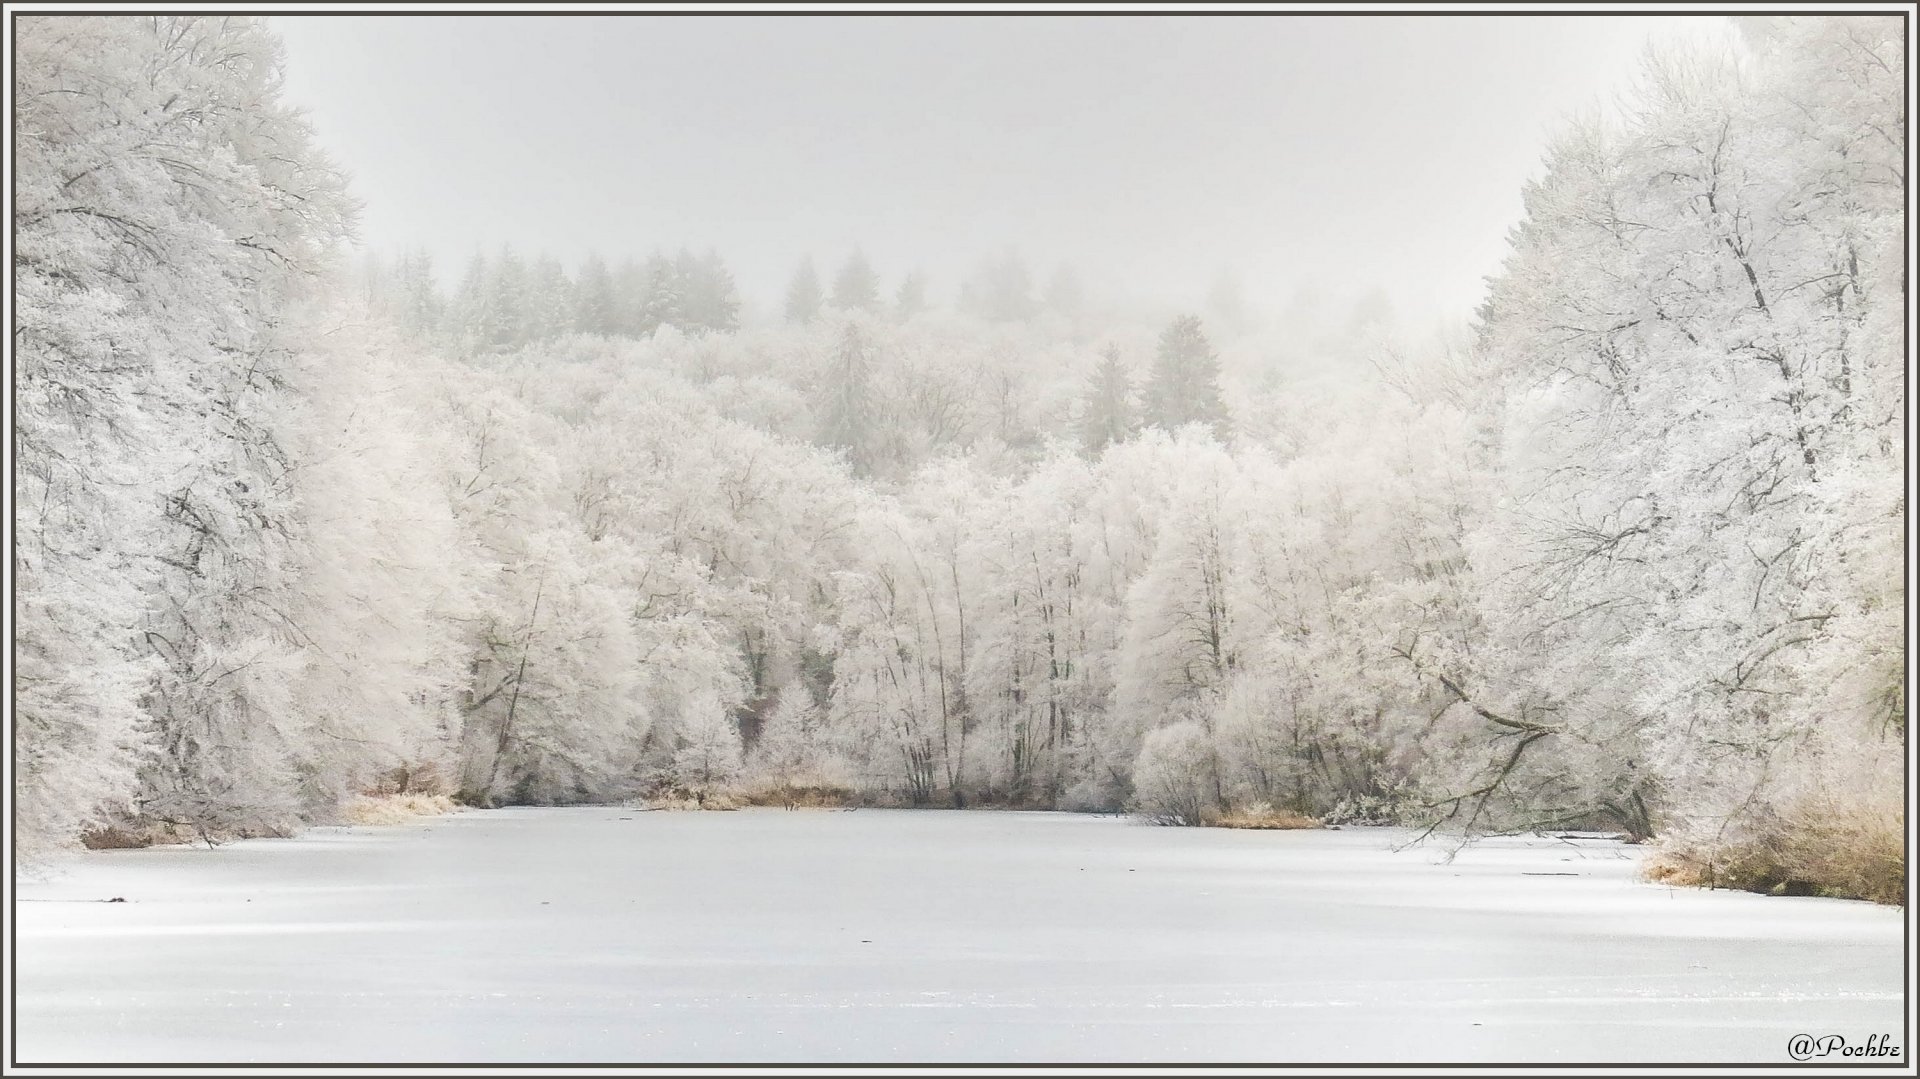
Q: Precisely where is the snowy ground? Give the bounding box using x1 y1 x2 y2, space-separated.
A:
13 807 1905 1065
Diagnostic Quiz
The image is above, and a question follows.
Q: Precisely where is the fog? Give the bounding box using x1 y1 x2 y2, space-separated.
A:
274 14 1731 328
17 13 1904 1066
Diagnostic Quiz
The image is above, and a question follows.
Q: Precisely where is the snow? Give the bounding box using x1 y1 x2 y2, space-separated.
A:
14 808 1904 1064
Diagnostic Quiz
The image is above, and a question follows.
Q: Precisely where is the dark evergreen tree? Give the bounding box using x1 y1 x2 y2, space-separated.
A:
685 249 741 334
636 252 684 335
785 257 823 324
818 321 877 477
481 246 531 352
527 255 572 342
392 249 442 340
1078 344 1137 455
894 270 928 321
612 257 647 336
960 251 1038 323
1142 315 1230 439
831 249 881 313
573 253 617 336
451 253 487 351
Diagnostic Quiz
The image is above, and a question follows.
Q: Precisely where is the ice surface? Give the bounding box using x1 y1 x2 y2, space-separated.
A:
13 808 1905 1064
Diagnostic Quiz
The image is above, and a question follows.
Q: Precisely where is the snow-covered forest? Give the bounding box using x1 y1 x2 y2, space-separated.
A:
14 14 1906 905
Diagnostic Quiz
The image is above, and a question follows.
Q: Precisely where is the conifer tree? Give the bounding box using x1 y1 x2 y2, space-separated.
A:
785 257 824 324
573 254 617 336
818 321 877 477
831 249 881 313
636 253 684 335
1078 344 1138 455
686 249 741 333
894 270 928 321
1142 315 1230 439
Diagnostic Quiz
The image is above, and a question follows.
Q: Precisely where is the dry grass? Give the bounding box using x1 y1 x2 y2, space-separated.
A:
79 818 287 849
1641 851 1712 889
341 793 460 826
641 792 745 812
1203 803 1323 830
738 783 861 809
1774 794 1905 905
1643 796 1905 905
79 824 161 850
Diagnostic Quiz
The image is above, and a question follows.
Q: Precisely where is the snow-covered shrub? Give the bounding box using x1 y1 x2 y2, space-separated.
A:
1324 794 1407 828
669 703 746 806
740 694 858 804
1129 722 1220 826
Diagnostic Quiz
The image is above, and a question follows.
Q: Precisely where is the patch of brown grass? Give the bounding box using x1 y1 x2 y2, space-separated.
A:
641 792 745 812
78 818 289 849
738 784 861 809
1642 796 1905 905
1775 794 1905 905
1203 803 1323 830
342 793 460 826
79 825 156 850
1641 851 1711 888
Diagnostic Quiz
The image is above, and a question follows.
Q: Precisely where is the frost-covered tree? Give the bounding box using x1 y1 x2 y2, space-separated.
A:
480 246 532 352
390 249 443 339
449 254 488 350
683 249 741 334
635 253 685 335
14 12 1900 907
671 701 746 803
526 255 573 342
1432 17 1904 893
16 15 355 852
282 308 476 808
1130 722 1218 826
574 253 618 336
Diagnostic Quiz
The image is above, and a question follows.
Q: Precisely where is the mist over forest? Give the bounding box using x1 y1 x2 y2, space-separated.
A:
14 13 1905 909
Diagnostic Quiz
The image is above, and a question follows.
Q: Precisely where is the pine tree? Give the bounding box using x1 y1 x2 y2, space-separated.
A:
831 249 881 312
1142 315 1230 439
573 253 617 336
818 321 876 477
481 246 530 352
636 252 684 335
894 270 928 321
612 257 647 336
392 249 442 340
671 247 703 326
785 257 823 324
684 249 741 334
527 255 572 342
960 251 1038 323
1078 344 1137 455
451 253 488 352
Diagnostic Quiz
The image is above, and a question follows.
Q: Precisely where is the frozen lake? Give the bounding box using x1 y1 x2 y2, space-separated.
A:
14 807 1904 1065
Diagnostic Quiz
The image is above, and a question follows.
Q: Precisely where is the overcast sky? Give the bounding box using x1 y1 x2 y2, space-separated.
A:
273 14 1732 327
